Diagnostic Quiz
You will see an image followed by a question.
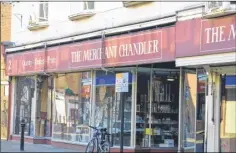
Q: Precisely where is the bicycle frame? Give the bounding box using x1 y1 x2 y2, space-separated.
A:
87 126 110 153
91 130 104 152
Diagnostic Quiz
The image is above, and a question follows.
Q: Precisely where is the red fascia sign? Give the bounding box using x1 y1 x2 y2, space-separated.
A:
176 14 236 57
6 26 175 76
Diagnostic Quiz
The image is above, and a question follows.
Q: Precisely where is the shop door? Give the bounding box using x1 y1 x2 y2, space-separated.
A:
135 67 151 148
183 70 197 152
135 67 180 149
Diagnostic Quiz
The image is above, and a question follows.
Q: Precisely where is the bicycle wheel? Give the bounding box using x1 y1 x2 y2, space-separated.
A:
100 142 110 153
85 139 96 153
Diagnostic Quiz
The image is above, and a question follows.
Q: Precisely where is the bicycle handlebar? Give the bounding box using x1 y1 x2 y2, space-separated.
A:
87 125 111 135
88 125 97 130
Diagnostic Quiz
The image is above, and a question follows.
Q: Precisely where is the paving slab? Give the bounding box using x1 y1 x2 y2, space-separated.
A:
0 140 79 152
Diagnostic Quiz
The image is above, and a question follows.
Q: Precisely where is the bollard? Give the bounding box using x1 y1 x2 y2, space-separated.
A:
20 119 25 151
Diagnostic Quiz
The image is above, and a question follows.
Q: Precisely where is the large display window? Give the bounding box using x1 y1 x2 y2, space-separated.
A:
94 69 134 147
13 76 36 136
220 75 236 152
52 72 92 143
183 71 197 150
35 76 53 138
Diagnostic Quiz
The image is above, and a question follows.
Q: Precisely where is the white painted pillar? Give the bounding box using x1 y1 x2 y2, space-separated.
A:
206 72 221 152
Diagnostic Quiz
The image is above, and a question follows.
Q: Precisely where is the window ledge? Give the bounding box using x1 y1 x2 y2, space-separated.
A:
27 21 49 31
123 2 151 7
68 10 96 21
203 8 236 19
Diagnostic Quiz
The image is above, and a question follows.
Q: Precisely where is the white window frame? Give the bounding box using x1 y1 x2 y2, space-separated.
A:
4 85 9 96
70 1 95 15
206 1 223 10
39 2 49 22
83 1 95 11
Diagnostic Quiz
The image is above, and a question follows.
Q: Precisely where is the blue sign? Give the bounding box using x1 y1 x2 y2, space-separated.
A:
225 75 236 86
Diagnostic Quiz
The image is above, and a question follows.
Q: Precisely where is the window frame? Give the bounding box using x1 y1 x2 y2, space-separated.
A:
39 2 49 22
51 71 93 144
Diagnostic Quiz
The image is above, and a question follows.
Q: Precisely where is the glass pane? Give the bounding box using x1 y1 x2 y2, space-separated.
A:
195 69 207 152
14 76 36 136
35 76 53 137
220 75 236 152
183 73 197 150
94 69 132 147
53 72 91 143
151 69 179 148
136 67 151 148
84 1 94 10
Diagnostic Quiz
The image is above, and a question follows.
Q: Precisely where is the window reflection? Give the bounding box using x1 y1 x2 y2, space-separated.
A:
220 75 236 152
53 72 91 143
14 77 35 136
94 70 132 147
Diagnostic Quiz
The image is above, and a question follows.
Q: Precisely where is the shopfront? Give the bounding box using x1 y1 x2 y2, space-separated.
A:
176 14 236 152
6 25 181 151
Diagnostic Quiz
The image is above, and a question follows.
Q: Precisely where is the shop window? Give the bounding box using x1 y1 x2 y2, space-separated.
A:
53 72 91 143
35 76 53 137
94 70 133 147
196 69 207 152
220 75 236 152
183 72 197 150
14 77 36 136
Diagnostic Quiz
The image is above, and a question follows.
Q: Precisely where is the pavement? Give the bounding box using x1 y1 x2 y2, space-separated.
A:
1 140 79 152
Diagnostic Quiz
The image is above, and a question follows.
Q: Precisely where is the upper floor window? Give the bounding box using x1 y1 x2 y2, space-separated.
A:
28 2 49 31
39 2 49 22
69 2 95 21
83 1 94 10
70 1 95 14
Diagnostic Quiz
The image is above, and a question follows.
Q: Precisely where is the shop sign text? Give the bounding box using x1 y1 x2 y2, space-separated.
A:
6 27 176 76
200 16 236 52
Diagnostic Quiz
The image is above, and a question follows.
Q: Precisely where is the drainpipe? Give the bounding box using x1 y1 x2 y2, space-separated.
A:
178 67 184 152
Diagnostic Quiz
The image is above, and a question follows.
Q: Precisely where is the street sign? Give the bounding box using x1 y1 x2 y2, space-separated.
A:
115 72 129 93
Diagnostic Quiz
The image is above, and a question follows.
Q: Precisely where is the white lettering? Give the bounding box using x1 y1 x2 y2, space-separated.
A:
153 40 159 53
211 27 219 43
228 24 236 41
205 28 211 44
219 26 226 42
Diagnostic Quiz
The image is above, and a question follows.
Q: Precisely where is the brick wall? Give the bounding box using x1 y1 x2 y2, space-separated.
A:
1 2 12 140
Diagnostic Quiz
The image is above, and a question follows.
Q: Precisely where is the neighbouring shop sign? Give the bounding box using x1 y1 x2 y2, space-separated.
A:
115 72 129 93
176 15 236 57
6 26 175 76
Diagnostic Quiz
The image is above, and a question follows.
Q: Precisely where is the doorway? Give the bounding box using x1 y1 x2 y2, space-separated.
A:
135 66 180 149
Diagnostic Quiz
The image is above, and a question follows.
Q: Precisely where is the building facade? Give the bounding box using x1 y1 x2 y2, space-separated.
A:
0 2 12 140
4 1 236 152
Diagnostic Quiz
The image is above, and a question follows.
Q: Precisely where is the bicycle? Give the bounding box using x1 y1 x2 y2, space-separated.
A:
85 125 111 153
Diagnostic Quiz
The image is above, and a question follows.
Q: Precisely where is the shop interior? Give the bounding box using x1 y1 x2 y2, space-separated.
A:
16 62 180 149
135 63 180 149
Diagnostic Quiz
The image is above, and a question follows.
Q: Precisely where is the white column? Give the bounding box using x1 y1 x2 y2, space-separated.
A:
10 77 16 136
206 72 221 152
